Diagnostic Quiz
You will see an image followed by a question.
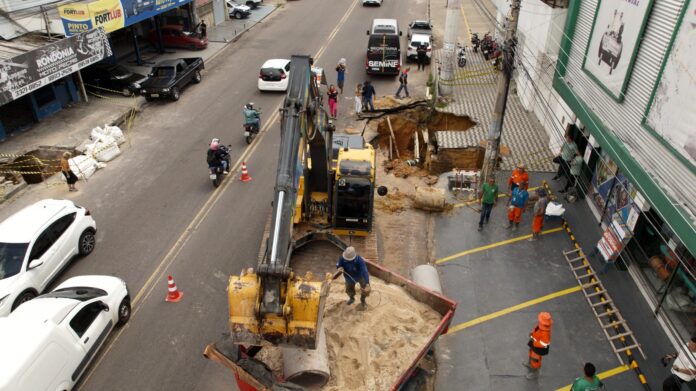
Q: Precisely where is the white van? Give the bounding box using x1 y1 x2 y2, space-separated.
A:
0 276 130 391
369 18 401 36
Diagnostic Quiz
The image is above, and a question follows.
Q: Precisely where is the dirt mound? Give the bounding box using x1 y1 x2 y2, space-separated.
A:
373 96 402 110
374 191 412 214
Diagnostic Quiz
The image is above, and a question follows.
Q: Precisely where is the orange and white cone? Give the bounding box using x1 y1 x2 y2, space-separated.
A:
165 275 183 303
240 161 252 182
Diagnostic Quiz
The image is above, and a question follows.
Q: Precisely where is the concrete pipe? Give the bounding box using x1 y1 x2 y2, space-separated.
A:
412 264 443 295
281 325 330 388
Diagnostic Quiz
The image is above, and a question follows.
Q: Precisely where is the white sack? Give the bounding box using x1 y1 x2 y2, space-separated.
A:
545 201 566 217
66 155 98 180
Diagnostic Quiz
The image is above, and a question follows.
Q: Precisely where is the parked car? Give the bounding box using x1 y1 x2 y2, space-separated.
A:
407 33 432 63
362 0 383 6
81 63 148 97
0 275 130 391
258 59 291 92
244 0 262 8
407 20 433 40
148 25 208 50
0 199 97 317
140 58 204 101
226 0 251 19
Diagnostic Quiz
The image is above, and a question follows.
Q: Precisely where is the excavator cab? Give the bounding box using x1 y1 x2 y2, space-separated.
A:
333 145 375 236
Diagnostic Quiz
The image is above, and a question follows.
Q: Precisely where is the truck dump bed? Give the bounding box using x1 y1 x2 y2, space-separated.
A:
204 257 456 391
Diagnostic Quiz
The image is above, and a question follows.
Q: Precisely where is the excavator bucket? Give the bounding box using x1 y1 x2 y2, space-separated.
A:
284 276 325 349
228 271 263 346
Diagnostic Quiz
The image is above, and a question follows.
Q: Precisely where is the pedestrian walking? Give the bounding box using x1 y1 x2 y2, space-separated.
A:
354 83 363 115
528 188 548 241
570 363 603 391
362 81 376 112
336 59 347 94
395 67 410 99
661 334 696 391
327 84 338 118
478 176 498 231
553 132 577 182
199 20 207 38
417 44 428 71
506 183 529 231
508 162 529 195
60 152 78 192
560 150 584 194
336 246 371 311
523 312 553 380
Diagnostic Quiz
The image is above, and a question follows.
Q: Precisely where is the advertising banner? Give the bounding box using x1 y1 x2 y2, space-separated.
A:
0 28 112 106
645 2 696 167
582 0 654 101
60 0 191 36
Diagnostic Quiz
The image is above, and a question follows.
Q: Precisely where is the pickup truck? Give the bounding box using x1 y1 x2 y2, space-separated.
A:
140 58 204 101
407 20 433 40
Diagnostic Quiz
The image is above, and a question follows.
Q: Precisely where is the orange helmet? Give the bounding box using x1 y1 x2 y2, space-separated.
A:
538 312 553 330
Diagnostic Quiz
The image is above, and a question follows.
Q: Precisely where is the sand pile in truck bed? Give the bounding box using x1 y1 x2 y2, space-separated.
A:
255 277 442 390
321 277 441 391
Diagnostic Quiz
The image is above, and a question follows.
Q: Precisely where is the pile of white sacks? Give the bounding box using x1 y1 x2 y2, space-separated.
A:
64 124 125 181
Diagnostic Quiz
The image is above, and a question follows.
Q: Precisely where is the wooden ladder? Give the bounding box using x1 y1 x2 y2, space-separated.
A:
563 248 646 364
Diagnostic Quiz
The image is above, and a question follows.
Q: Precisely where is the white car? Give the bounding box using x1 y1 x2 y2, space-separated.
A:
0 275 129 391
0 199 97 316
244 0 262 8
258 59 291 92
407 33 432 62
363 0 383 6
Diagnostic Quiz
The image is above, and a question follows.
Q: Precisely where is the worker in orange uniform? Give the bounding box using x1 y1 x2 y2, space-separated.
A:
523 312 553 379
508 162 529 195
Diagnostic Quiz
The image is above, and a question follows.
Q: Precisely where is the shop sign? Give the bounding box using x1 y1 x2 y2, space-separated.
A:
60 0 126 36
0 28 112 106
60 0 192 36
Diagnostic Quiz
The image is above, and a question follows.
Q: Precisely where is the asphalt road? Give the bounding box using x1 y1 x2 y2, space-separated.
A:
0 0 429 390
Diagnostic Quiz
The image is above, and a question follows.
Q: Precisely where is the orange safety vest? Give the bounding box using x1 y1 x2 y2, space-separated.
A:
529 326 551 355
508 168 529 188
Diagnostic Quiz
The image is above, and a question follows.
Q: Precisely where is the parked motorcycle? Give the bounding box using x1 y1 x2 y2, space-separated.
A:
471 32 480 53
208 143 231 188
457 44 467 67
481 32 493 60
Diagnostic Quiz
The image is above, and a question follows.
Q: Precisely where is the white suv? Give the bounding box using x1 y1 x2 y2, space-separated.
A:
0 275 129 391
0 199 97 316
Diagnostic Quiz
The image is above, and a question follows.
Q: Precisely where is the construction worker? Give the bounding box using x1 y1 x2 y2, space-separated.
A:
571 362 603 390
506 183 529 231
508 162 529 195
528 188 548 241
336 246 371 310
523 312 553 379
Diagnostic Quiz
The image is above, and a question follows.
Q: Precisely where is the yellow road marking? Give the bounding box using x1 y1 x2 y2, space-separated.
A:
453 186 540 209
460 5 472 44
446 286 582 335
80 0 362 385
555 365 630 391
435 227 564 264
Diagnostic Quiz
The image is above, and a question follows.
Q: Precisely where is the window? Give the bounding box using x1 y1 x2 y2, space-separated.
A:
284 62 291 72
0 242 29 279
69 301 104 337
49 213 76 240
28 229 56 262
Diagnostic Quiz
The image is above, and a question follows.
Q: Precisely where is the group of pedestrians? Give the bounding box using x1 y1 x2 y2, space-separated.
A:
327 59 377 118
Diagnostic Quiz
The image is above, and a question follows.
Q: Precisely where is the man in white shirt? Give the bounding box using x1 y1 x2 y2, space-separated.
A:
662 335 696 390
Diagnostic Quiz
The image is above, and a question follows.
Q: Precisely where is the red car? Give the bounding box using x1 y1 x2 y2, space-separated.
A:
148 25 208 50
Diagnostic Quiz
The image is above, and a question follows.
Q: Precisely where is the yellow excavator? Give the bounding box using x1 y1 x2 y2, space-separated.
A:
227 55 381 349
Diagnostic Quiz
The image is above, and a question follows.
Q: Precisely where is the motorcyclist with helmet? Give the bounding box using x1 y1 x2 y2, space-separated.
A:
207 138 230 174
243 102 261 133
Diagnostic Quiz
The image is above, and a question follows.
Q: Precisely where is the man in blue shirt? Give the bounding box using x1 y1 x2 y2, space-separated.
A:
336 246 371 310
506 183 529 231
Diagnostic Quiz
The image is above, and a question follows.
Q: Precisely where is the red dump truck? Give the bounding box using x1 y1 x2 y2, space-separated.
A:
203 258 457 391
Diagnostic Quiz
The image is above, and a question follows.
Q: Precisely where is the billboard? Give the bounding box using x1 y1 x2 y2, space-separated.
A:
0 28 112 106
582 0 654 101
60 0 192 36
645 2 696 167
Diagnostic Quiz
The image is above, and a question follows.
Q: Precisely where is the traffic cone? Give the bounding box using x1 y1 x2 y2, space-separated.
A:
240 161 252 182
165 275 183 302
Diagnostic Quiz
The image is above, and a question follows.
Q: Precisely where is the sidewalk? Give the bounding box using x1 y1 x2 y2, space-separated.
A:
432 171 672 390
0 4 280 202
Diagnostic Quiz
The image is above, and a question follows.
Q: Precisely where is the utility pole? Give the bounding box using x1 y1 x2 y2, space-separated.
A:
439 0 460 95
480 0 521 186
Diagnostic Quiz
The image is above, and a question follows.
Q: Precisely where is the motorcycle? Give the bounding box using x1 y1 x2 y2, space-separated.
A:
457 44 467 67
481 32 493 60
471 32 480 53
208 144 231 188
243 107 262 145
